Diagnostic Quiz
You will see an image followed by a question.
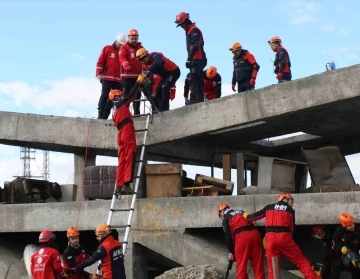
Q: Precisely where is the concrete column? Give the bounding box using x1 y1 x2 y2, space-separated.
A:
236 152 244 194
123 232 148 279
257 156 274 194
74 150 96 201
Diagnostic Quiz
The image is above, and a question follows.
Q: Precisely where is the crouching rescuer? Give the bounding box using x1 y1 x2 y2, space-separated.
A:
218 204 265 279
65 224 126 279
136 47 180 112
245 193 321 279
108 74 146 195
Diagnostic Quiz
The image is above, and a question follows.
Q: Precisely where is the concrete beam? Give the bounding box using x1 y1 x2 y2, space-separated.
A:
0 192 358 233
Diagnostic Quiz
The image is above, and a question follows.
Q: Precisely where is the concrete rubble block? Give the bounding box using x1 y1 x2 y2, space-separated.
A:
154 265 221 279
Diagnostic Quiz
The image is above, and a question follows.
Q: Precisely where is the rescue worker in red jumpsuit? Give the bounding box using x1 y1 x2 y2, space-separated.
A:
119 29 144 115
218 204 265 279
245 193 320 279
330 212 360 279
65 224 126 279
175 12 207 104
136 47 180 112
108 74 146 195
31 230 67 279
268 36 292 83
229 41 260 93
62 227 93 279
95 33 125 119
203 66 221 100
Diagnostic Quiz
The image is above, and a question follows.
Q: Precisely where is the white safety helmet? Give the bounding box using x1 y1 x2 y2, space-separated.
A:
116 33 126 44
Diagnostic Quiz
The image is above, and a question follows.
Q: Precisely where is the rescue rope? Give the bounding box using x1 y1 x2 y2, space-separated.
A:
75 117 92 228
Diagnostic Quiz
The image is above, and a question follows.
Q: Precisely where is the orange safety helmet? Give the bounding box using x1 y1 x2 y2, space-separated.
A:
95 224 112 236
278 192 293 202
175 12 190 27
206 66 217 79
312 225 325 235
268 36 281 45
108 89 123 101
136 48 149 60
67 227 80 238
338 212 354 227
229 42 242 52
128 29 139 37
39 230 55 243
217 204 230 217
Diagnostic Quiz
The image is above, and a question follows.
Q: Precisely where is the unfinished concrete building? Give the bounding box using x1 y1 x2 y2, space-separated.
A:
1 64 360 278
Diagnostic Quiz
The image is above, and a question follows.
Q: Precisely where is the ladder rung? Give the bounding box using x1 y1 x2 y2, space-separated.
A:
111 208 134 212
132 113 150 118
135 128 148 133
111 225 130 229
135 159 143 163
137 143 146 147
133 99 148 102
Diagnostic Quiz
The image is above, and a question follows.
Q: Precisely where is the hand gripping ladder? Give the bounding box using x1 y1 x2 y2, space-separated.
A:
109 111 150 250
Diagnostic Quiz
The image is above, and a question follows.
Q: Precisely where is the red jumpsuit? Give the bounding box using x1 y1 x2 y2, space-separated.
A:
31 246 65 279
202 70 222 100
223 208 265 279
246 201 320 279
112 82 141 187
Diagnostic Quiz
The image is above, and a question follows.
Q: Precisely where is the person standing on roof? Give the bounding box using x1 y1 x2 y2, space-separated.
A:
330 212 360 279
202 66 221 100
268 36 292 83
31 230 67 279
108 74 146 195
229 41 260 93
119 29 144 115
217 204 265 279
65 224 126 279
62 227 93 279
175 12 207 104
245 193 321 279
95 33 125 120
136 48 180 112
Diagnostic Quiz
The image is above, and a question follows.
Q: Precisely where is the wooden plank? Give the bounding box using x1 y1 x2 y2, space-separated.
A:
183 185 232 194
195 174 234 192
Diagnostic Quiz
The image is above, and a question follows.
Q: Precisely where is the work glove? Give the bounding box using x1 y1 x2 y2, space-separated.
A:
123 61 132 71
249 78 255 87
185 98 190 105
170 87 176 101
185 60 192 68
229 253 235 261
96 75 102 81
137 74 146 84
276 73 283 80
91 274 100 279
231 84 236 92
243 212 248 219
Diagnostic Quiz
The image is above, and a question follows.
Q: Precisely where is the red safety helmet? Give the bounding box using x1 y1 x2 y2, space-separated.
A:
278 192 293 202
39 230 55 243
128 29 139 37
175 12 190 27
312 225 325 235
338 212 354 227
217 204 229 217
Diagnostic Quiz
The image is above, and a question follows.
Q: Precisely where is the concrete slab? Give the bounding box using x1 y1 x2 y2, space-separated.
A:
1 64 360 164
1 192 359 233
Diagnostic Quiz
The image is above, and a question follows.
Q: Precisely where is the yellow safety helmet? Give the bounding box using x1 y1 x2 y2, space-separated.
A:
229 41 242 52
268 36 281 45
136 48 149 60
95 224 112 236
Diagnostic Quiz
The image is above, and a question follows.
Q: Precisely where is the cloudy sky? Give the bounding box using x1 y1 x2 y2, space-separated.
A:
1 0 360 190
